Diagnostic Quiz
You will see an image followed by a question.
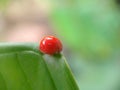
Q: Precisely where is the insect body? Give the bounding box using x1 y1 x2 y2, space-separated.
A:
40 36 62 55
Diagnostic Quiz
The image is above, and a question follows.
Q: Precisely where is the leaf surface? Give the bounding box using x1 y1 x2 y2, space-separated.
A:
0 43 79 90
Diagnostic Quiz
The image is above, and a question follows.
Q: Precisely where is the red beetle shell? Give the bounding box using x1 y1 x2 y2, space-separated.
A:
40 36 62 55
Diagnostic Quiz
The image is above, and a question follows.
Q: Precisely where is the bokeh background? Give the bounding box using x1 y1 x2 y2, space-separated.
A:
0 0 120 90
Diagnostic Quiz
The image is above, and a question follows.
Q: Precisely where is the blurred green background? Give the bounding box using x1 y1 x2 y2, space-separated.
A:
0 0 120 90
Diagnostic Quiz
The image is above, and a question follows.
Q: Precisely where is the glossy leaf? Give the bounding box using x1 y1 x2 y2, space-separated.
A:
0 43 79 90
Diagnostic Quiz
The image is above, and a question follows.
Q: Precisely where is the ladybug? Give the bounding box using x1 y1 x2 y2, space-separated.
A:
39 36 62 55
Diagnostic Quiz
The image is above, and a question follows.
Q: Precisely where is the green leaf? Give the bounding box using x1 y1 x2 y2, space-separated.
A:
0 43 79 90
